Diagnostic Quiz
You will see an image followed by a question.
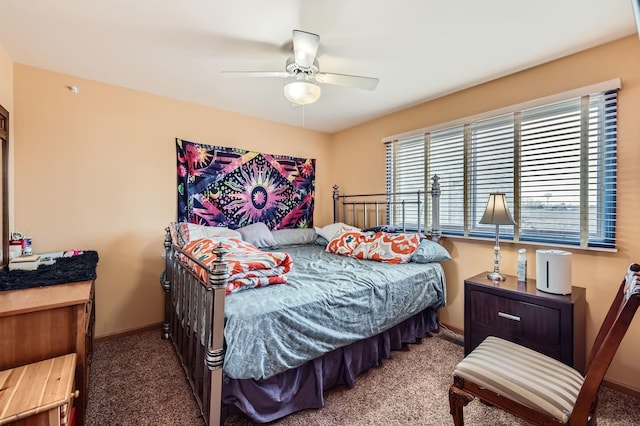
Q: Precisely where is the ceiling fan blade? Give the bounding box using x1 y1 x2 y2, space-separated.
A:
292 30 320 69
221 71 290 78
315 72 379 90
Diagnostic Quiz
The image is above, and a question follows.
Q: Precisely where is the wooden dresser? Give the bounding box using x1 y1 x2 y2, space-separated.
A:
0 281 95 426
464 272 586 372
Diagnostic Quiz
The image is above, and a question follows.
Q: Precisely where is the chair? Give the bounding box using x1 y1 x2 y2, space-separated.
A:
449 263 640 425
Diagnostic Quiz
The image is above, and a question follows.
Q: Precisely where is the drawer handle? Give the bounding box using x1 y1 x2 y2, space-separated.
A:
498 312 521 321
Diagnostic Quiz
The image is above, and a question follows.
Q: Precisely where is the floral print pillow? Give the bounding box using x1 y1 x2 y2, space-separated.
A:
326 228 420 264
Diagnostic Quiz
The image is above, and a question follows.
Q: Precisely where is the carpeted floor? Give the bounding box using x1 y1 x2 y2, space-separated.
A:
86 328 640 425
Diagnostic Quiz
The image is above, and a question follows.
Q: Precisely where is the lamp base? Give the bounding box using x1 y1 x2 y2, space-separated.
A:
487 271 506 282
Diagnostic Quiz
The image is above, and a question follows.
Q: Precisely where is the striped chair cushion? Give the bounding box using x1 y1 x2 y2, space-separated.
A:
454 336 584 423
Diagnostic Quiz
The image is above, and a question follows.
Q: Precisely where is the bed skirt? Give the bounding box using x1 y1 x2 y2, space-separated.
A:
222 307 440 423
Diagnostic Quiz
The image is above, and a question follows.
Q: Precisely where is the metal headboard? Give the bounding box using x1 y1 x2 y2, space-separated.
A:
332 175 441 243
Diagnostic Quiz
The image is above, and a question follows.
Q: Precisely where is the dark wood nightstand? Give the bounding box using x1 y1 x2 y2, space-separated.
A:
464 272 586 373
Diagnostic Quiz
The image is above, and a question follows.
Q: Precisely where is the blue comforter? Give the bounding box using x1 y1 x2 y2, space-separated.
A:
223 244 446 380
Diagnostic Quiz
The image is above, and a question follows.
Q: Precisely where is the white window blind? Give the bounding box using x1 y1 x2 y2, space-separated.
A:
429 127 464 233
387 134 424 228
470 114 515 237
519 98 583 243
385 85 618 249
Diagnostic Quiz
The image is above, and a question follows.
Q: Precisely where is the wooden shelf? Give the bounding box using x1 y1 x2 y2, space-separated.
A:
0 353 77 426
0 281 94 426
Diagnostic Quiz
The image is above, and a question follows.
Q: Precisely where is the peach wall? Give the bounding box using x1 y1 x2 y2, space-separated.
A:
331 35 640 391
12 64 332 337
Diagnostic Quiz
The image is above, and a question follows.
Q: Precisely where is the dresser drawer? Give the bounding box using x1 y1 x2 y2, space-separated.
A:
469 289 561 346
0 353 77 426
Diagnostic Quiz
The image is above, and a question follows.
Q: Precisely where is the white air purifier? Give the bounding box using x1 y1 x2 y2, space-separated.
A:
536 250 572 295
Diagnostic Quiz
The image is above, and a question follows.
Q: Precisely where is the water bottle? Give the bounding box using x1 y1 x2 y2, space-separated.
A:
517 248 527 282
23 237 32 255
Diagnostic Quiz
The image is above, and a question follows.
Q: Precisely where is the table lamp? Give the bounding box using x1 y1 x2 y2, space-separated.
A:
479 193 516 281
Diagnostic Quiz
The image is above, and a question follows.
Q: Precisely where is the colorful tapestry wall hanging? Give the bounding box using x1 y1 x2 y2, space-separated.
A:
176 138 315 230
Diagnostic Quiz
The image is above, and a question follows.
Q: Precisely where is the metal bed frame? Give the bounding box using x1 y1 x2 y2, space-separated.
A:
333 175 440 242
161 175 441 425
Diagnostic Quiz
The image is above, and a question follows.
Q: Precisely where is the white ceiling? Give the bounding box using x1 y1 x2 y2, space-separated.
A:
0 0 637 133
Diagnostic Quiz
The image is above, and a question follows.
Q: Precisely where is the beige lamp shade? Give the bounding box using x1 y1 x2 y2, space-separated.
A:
479 193 516 226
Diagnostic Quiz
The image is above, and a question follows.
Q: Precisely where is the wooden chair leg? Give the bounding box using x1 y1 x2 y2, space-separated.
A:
449 384 474 426
585 394 598 426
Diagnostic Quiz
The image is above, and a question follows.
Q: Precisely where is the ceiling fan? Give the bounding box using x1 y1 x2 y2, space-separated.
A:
222 29 379 105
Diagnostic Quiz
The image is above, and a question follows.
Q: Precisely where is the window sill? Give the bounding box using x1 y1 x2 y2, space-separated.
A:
441 233 618 253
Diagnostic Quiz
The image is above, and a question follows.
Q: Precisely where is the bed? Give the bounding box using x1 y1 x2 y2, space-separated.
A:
162 140 447 425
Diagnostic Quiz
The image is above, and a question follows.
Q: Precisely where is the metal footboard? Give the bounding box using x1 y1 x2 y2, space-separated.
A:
162 230 228 425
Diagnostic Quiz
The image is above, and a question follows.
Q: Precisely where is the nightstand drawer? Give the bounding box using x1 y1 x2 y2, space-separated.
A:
464 273 586 372
469 289 561 346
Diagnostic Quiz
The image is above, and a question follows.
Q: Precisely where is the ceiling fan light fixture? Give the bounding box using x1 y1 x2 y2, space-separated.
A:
283 80 321 105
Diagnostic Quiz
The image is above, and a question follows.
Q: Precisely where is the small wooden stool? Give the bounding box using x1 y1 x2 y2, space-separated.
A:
0 353 78 426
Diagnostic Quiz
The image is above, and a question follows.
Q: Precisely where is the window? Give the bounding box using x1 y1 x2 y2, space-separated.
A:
385 81 618 249
386 134 424 229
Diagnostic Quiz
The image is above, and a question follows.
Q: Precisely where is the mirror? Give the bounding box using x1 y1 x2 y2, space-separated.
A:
0 104 8 267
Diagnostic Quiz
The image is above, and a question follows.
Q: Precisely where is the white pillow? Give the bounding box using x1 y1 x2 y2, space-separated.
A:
186 223 242 240
271 228 317 246
314 222 360 241
237 222 278 248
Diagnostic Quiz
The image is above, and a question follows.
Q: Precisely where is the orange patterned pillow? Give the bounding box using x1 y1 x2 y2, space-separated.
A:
325 227 367 256
326 229 420 264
